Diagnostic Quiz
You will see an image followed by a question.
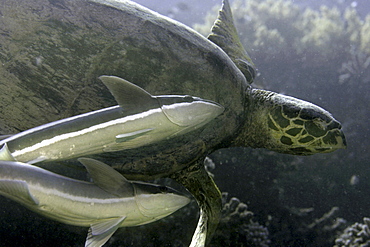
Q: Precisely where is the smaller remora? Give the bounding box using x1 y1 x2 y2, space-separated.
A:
0 158 190 246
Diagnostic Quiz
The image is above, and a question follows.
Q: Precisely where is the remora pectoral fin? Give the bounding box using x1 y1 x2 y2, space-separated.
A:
27 156 47 165
0 179 39 205
78 158 133 197
102 128 154 152
86 216 126 247
99 76 158 114
115 128 154 143
0 144 16 161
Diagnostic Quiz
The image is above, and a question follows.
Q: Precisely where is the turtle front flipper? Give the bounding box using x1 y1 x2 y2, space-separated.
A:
171 159 222 246
208 0 256 83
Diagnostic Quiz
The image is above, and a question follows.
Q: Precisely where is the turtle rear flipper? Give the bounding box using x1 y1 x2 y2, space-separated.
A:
171 159 221 247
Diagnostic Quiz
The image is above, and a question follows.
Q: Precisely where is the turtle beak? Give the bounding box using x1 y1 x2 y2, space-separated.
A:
339 130 347 148
316 120 347 152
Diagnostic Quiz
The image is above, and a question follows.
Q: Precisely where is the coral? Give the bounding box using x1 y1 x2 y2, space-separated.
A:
210 192 270 247
220 192 253 226
305 207 348 245
338 46 370 85
296 6 349 64
334 217 370 247
360 16 370 54
307 207 346 231
265 205 347 246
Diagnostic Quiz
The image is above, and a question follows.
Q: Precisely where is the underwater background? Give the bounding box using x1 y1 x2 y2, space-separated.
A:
0 0 369 246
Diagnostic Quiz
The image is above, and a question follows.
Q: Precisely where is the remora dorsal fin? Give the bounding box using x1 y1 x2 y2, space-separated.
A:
208 0 256 83
99 76 159 114
86 216 126 247
78 158 134 197
0 179 39 205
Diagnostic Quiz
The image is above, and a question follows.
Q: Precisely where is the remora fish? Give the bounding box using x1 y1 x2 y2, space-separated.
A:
0 158 190 247
0 76 224 164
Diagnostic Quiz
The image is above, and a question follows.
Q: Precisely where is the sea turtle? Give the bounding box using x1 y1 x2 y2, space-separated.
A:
0 0 346 245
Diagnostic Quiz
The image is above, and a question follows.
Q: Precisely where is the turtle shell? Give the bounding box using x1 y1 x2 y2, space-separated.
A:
0 0 249 178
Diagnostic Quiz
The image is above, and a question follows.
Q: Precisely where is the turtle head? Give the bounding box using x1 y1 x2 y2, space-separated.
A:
239 89 346 155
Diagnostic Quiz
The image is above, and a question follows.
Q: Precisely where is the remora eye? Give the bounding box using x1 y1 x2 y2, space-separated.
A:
183 95 194 102
159 186 169 193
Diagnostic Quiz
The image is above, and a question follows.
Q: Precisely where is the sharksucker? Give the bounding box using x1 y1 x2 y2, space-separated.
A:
0 76 224 164
0 158 190 246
